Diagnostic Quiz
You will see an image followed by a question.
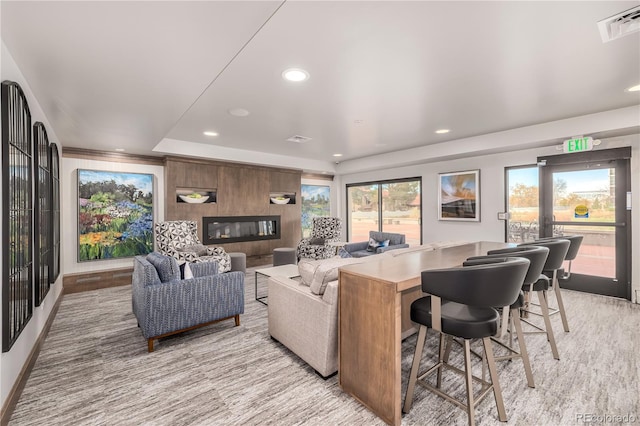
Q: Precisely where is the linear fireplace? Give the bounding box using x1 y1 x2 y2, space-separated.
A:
203 215 280 245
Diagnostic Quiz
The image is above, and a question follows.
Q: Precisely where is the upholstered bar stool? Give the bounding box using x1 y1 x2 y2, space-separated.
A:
536 235 584 280
523 239 571 333
403 257 529 426
466 245 550 387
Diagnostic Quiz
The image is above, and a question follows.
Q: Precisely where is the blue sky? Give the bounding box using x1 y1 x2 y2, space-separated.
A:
509 167 610 192
79 170 153 193
301 184 330 199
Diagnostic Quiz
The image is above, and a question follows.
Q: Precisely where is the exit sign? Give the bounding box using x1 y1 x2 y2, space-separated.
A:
563 136 593 153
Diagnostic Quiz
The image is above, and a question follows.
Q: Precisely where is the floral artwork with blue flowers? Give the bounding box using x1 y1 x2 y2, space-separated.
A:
78 169 154 261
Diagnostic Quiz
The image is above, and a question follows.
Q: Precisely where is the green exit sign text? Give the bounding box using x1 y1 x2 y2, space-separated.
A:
563 137 593 153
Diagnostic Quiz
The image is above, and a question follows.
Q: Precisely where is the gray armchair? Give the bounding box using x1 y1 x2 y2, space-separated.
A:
343 231 409 257
155 220 231 272
132 252 245 352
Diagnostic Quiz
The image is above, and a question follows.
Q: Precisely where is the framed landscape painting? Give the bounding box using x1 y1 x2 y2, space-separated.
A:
77 169 154 261
301 184 331 237
438 170 480 221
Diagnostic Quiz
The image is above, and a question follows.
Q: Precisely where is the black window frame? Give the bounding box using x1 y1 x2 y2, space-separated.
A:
2 80 34 352
345 177 422 244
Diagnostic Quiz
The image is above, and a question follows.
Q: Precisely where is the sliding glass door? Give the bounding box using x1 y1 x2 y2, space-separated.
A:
347 178 421 245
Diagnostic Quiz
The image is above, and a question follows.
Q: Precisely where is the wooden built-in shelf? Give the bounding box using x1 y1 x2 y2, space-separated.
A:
176 187 217 204
269 192 296 204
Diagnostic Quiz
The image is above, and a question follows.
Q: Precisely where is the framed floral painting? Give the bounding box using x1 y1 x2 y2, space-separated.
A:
77 169 154 261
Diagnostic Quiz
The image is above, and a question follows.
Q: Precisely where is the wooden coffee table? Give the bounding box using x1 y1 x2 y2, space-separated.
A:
254 263 300 305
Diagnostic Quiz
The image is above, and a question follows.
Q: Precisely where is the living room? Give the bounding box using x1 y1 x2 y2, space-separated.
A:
1 1 640 425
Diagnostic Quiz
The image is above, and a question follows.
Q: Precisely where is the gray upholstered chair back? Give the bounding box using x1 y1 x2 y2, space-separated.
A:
311 217 342 240
155 220 201 255
370 231 405 245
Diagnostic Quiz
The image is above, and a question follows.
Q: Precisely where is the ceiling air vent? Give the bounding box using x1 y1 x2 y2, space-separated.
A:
286 135 312 143
597 5 640 43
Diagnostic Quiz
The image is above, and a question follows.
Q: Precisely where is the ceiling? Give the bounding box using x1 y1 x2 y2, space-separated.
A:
2 1 639 173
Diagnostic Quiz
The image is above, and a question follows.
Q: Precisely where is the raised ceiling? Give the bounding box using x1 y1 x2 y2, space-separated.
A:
2 1 639 173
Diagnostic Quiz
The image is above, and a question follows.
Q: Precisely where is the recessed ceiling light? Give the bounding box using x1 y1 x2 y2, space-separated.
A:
203 131 219 137
435 129 450 134
333 153 343 157
228 108 250 117
282 68 309 82
115 148 125 152
626 84 640 92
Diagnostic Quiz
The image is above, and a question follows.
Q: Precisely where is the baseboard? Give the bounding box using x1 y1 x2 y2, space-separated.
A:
0 292 64 426
63 267 133 294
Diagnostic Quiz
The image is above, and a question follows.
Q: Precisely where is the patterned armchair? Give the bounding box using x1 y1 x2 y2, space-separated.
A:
296 217 342 261
155 220 231 272
132 252 245 352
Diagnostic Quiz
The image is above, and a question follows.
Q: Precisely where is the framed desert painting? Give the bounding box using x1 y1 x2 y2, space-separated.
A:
438 170 480 221
77 169 154 261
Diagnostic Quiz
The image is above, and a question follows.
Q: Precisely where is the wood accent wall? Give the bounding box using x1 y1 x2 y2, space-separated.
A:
164 157 302 257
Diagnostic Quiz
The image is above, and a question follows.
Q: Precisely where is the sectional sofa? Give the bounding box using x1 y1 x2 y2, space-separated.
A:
267 241 467 377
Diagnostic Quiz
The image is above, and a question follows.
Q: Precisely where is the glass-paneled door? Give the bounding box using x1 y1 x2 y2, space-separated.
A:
539 148 631 299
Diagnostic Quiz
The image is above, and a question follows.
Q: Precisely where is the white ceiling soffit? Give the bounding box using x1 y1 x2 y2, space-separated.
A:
164 1 640 163
0 1 284 154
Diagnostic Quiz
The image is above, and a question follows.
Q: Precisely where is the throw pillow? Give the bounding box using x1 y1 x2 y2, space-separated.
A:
308 257 360 295
298 259 317 286
309 237 325 245
378 239 390 248
337 247 352 258
179 262 194 279
366 238 379 252
178 244 208 256
146 252 180 283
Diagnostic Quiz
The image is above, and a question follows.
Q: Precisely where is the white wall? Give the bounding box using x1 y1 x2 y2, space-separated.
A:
0 42 64 408
339 135 640 302
61 158 164 274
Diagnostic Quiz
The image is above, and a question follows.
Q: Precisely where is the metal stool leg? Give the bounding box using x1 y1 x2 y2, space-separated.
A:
538 290 560 360
552 271 570 332
463 339 476 426
483 337 507 422
511 308 535 388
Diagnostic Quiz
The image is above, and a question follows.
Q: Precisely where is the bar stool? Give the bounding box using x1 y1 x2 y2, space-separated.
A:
536 235 584 280
465 245 550 387
403 257 529 426
522 239 571 333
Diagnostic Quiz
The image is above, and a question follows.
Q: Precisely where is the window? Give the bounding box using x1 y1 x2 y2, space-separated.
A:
505 165 539 243
347 178 421 245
